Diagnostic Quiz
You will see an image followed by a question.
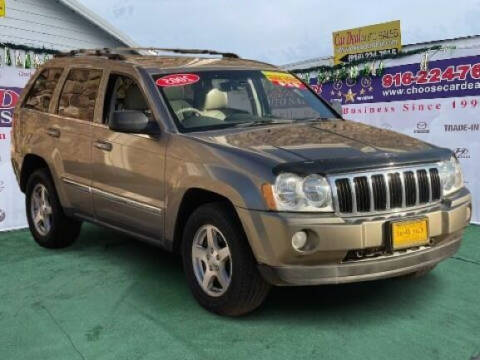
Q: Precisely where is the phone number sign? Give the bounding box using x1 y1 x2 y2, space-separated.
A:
382 63 480 87
332 20 402 65
314 55 480 105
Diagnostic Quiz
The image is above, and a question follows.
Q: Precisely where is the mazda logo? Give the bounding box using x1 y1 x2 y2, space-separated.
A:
417 121 428 130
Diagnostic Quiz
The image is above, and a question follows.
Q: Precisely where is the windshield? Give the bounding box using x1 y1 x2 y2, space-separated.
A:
154 70 338 132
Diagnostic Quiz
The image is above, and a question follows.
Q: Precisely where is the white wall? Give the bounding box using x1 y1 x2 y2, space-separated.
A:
0 0 124 50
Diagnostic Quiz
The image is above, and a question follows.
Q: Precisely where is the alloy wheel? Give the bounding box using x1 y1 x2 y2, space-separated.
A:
192 224 232 297
30 183 53 236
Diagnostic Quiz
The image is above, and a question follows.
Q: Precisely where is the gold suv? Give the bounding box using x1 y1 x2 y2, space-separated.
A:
11 48 472 316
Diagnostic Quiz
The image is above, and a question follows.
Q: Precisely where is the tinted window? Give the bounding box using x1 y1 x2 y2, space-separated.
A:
24 68 63 112
260 78 323 120
156 70 337 132
58 69 102 121
103 74 152 124
211 78 254 113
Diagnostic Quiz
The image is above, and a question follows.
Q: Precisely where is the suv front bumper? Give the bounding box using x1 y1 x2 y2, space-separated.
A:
236 188 471 286
258 232 460 285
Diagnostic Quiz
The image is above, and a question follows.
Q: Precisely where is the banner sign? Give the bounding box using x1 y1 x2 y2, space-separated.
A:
313 55 480 105
310 54 480 223
0 67 34 231
332 20 402 65
333 20 401 65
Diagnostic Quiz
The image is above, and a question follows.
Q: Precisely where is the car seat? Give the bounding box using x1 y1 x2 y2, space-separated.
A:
202 88 228 120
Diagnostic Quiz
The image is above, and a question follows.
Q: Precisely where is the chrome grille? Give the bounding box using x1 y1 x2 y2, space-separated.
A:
330 165 442 215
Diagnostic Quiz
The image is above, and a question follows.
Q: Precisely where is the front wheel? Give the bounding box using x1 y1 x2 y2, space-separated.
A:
182 202 270 316
26 169 82 249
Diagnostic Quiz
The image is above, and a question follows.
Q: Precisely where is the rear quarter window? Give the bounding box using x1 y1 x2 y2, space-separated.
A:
24 68 63 112
58 69 103 121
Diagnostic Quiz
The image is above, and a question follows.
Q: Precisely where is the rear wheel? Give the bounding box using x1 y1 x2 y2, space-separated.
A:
26 169 82 249
182 202 270 316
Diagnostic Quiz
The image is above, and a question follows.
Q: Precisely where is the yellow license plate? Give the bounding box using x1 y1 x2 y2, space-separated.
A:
391 218 429 250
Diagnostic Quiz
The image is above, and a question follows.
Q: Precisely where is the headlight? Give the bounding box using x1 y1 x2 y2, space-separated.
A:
262 173 333 212
438 156 463 196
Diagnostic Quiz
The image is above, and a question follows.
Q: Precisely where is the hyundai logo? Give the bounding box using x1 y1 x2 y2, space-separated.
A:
455 147 470 159
414 121 430 134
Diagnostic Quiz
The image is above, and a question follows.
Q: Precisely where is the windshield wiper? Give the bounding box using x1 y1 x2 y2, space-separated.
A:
232 118 295 128
296 117 333 123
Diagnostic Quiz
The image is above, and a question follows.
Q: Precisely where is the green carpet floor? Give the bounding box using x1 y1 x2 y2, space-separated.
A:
0 224 479 360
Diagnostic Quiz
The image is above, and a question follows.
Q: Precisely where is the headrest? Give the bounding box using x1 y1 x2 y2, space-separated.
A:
163 86 186 101
204 88 228 110
125 85 147 111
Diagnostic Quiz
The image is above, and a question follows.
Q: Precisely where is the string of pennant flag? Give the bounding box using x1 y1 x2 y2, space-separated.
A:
0 42 59 69
293 45 457 84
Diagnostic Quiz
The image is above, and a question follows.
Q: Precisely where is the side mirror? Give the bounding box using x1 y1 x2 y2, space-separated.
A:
109 111 160 134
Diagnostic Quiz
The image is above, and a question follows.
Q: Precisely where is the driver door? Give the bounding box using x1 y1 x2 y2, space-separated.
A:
91 71 166 240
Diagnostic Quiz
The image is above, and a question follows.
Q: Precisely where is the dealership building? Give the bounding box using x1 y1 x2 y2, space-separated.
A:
0 0 135 51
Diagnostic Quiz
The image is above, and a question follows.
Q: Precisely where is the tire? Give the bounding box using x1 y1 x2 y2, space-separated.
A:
401 265 436 279
25 168 82 249
182 202 270 316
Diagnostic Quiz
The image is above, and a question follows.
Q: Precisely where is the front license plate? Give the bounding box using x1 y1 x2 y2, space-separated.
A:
391 218 429 250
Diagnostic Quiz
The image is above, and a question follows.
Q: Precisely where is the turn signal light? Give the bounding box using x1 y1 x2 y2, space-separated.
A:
261 183 276 210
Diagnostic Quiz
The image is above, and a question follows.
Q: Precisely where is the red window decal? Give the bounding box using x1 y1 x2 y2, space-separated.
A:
156 74 200 87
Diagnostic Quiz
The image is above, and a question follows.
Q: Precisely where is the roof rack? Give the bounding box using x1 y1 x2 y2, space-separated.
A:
55 47 240 59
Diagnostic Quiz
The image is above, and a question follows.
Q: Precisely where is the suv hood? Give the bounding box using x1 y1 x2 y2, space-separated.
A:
193 119 451 174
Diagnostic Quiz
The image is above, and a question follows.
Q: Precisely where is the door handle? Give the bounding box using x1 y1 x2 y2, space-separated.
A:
94 140 113 152
46 128 60 138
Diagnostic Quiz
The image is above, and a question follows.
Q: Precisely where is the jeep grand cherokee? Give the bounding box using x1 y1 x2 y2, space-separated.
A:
11 48 472 316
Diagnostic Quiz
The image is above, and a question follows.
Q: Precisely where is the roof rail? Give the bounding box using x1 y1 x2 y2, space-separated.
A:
55 47 240 59
54 48 128 60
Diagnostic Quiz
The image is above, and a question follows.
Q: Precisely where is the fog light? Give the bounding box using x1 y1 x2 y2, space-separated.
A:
292 231 308 251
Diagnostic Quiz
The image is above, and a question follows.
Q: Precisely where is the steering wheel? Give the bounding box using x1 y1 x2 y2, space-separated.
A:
175 107 203 118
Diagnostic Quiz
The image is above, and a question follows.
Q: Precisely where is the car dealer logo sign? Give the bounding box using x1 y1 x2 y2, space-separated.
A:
0 89 19 109
0 87 21 127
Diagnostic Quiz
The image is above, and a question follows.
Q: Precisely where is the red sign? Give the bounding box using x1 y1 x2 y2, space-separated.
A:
156 74 200 87
0 89 19 110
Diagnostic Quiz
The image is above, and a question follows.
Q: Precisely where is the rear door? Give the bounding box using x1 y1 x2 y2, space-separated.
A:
19 68 64 165
18 68 65 196
90 69 166 240
47 66 104 216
